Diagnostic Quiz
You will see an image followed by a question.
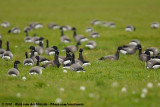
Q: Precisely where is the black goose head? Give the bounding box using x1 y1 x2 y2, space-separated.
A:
14 60 21 69
6 41 10 51
29 46 35 51
71 53 75 64
145 50 150 61
25 52 28 58
76 42 81 46
117 46 123 51
0 40 2 48
39 37 44 41
52 46 58 50
39 41 43 47
25 31 28 36
14 60 21 64
35 56 40 66
8 29 11 33
46 40 49 48
72 27 76 31
137 44 141 49
79 48 83 53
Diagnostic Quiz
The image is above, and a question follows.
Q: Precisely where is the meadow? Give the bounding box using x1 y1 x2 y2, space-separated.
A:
0 0 160 106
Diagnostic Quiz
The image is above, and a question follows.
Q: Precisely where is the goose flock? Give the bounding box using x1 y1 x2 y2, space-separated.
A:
0 20 159 76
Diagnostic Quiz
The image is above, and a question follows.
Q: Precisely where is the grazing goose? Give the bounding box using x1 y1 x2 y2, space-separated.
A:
85 27 93 33
70 53 85 72
29 22 43 29
101 22 108 27
32 33 44 44
107 22 116 28
29 56 43 75
1 21 10 28
2 41 13 60
138 44 147 61
120 44 138 54
151 22 159 29
90 19 101 25
145 47 159 56
43 50 61 68
63 42 81 53
76 48 90 66
0 40 5 58
8 60 21 76
45 40 56 55
48 23 60 29
85 41 97 49
24 26 32 32
24 31 32 43
0 34 1 39
129 39 140 46
125 25 136 32
98 46 122 61
8 27 21 34
90 31 100 38
145 51 160 69
72 27 88 43
23 52 34 66
62 25 72 31
60 27 71 43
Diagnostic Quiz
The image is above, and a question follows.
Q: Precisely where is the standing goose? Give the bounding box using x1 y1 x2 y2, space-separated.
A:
90 31 100 38
145 47 159 56
45 40 56 55
85 41 97 49
151 22 159 29
76 48 90 66
29 56 43 75
43 50 61 68
8 60 21 76
98 46 122 61
1 22 10 28
125 25 136 32
61 49 72 66
48 23 60 29
60 27 71 43
2 41 13 60
85 27 93 33
23 52 34 66
72 27 88 43
63 42 81 53
70 53 85 72
24 31 32 43
145 51 160 69
0 40 5 58
138 44 147 61
8 27 20 34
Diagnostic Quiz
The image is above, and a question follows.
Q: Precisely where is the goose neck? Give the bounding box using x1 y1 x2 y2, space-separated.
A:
115 50 120 60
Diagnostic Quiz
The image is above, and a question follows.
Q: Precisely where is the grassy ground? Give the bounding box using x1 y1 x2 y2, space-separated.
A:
0 0 160 106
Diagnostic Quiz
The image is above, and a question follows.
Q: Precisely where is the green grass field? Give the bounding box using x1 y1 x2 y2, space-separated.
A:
0 0 160 106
